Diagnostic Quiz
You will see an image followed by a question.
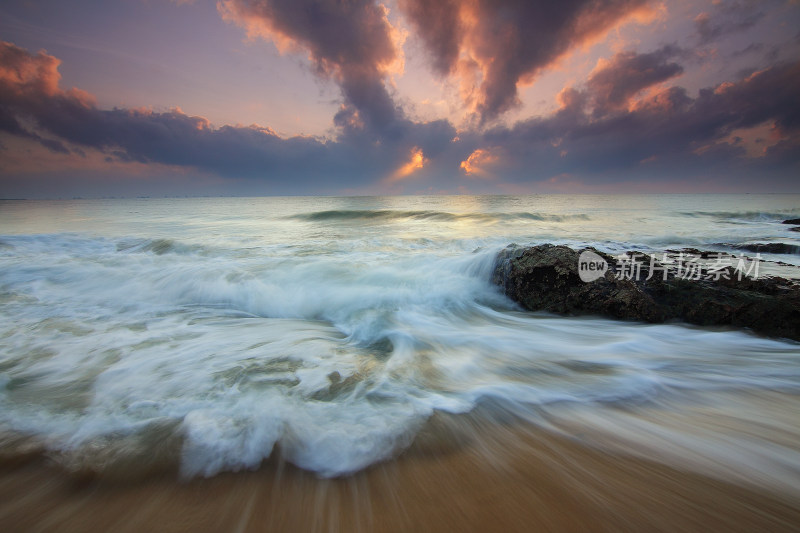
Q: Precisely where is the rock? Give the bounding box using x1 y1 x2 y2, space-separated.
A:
666 248 730 259
722 242 800 255
782 218 800 224
491 245 664 322
492 244 800 341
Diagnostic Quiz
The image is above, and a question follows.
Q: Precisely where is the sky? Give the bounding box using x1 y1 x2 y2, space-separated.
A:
0 0 799 198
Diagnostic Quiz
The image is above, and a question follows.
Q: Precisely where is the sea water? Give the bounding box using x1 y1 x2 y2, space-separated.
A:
0 194 798 485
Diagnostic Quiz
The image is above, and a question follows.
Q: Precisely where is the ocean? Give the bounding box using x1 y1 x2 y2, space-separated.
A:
1 194 799 491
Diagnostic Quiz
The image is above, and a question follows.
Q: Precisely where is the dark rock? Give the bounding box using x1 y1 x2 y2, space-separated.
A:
721 242 800 255
782 218 800 224
491 245 664 322
790 227 800 233
492 244 800 341
666 248 729 259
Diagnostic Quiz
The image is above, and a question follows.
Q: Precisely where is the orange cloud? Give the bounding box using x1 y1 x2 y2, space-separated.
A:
587 46 683 114
0 41 62 97
0 41 97 111
460 147 499 177
388 146 425 181
720 121 785 158
220 1 404 76
399 0 652 123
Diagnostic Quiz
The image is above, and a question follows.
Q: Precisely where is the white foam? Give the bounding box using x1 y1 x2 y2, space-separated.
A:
1 195 799 484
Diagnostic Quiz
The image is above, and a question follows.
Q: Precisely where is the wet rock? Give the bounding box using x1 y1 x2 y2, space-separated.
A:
666 248 728 259
722 242 800 255
491 245 664 322
492 244 800 341
781 218 800 224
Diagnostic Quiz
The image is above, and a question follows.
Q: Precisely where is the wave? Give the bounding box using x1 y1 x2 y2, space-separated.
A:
679 210 800 222
0 235 217 259
2 310 798 482
0 242 508 478
2 221 800 483
116 238 208 256
291 209 589 223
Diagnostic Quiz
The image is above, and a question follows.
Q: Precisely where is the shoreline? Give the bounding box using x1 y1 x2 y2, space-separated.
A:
1 196 799 532
2 410 799 532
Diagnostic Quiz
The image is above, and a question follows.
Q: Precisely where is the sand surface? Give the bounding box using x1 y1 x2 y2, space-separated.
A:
1 412 799 533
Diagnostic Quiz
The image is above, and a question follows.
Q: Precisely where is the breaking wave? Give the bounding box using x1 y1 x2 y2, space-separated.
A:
290 209 589 223
679 209 800 222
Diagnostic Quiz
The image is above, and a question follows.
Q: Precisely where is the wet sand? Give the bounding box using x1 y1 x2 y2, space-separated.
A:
1 412 799 533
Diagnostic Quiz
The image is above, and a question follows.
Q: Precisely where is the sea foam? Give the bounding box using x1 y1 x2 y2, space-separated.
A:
0 195 799 485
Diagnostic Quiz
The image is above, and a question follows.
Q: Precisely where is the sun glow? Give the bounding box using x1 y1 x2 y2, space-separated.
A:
388 146 425 182
460 148 499 177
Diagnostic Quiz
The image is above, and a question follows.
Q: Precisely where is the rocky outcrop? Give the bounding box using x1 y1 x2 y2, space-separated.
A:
722 242 800 255
492 244 800 341
782 218 800 233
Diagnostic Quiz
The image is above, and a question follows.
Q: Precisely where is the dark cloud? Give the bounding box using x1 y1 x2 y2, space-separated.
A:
398 0 462 76
215 2 463 167
586 46 683 115
220 0 402 135
697 60 800 134
398 0 648 123
0 41 455 193
222 0 654 128
2 33 799 196
694 1 766 45
0 43 80 154
0 105 31 136
0 42 337 181
480 59 800 185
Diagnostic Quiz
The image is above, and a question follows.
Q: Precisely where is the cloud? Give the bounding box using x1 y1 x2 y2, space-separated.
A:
219 0 404 135
386 145 426 182
398 0 650 123
1 34 798 197
0 40 62 97
0 41 457 194
222 1 656 127
586 46 684 114
397 0 462 76
478 57 800 187
0 42 339 182
694 1 766 45
460 148 499 177
0 42 85 154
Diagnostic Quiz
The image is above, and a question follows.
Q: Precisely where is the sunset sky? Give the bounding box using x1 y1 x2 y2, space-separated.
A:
1 0 799 197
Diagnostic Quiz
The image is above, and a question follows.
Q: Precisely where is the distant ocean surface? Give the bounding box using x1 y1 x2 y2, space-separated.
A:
1 194 799 487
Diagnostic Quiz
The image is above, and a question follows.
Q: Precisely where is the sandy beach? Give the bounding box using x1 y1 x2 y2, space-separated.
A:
2 410 799 533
